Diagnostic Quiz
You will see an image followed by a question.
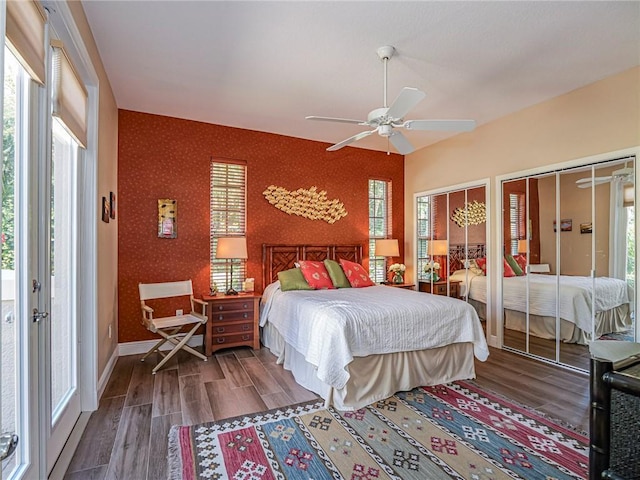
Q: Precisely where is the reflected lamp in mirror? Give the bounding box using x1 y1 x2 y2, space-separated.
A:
428 240 448 256
517 240 528 254
215 237 248 295
375 239 399 283
624 185 634 207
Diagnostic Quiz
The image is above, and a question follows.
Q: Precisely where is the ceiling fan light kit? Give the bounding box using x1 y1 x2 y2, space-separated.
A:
306 45 476 155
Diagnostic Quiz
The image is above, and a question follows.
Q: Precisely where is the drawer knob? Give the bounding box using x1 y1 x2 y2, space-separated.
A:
218 315 224 321
242 324 249 331
242 335 250 341
216 338 226 344
218 306 223 310
243 313 248 319
243 303 248 309
216 327 225 333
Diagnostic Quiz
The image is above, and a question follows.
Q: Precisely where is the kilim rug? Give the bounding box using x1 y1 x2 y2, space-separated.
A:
168 380 589 480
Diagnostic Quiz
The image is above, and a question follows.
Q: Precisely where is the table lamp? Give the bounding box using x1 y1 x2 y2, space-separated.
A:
375 239 399 284
428 240 448 280
518 239 528 254
215 237 248 295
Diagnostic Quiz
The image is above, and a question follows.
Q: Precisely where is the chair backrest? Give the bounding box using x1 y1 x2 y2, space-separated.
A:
139 280 193 301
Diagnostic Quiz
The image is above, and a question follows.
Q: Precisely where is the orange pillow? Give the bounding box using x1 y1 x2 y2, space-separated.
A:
475 257 487 275
514 254 527 272
298 260 335 289
339 259 375 288
503 257 516 277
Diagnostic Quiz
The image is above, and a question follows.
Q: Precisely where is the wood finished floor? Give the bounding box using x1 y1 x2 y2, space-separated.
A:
64 345 589 480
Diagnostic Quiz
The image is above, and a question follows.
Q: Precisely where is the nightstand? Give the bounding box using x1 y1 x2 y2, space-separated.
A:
419 280 460 298
383 283 415 290
202 293 261 355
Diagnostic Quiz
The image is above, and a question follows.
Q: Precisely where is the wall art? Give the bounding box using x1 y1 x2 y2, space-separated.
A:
262 185 347 224
101 196 110 223
450 200 486 227
158 199 177 238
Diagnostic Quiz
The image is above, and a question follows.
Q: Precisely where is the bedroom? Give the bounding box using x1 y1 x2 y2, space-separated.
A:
1 1 638 480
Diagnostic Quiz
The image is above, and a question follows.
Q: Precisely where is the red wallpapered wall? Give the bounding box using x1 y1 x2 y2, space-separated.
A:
118 110 405 343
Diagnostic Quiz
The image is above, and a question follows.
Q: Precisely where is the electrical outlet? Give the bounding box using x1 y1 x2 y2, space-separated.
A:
176 309 183 316
108 324 112 338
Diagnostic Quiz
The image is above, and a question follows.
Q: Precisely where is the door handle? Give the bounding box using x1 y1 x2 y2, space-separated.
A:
0 433 18 461
32 308 49 323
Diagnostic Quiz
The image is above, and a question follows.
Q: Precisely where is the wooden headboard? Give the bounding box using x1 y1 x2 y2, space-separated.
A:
448 243 486 274
262 244 363 288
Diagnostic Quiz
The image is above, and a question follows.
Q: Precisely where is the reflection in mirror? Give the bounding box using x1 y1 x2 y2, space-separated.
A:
501 155 635 372
416 185 487 331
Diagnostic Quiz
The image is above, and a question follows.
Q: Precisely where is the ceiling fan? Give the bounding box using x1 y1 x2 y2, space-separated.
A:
306 46 477 155
575 164 634 188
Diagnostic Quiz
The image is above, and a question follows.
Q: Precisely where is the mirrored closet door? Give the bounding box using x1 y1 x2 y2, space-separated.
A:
416 184 488 322
501 155 636 371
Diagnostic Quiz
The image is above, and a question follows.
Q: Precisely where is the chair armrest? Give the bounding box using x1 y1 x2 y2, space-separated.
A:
193 298 207 316
190 311 208 324
142 305 153 313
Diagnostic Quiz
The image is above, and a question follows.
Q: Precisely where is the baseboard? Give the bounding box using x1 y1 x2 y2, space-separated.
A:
118 334 204 356
48 412 91 480
97 347 119 401
488 334 499 349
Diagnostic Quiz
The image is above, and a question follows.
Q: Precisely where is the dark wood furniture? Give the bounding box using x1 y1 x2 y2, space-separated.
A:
262 244 362 289
384 283 415 290
590 342 640 480
203 293 261 355
419 280 461 297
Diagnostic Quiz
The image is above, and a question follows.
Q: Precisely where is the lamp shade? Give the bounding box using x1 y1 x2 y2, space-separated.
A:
215 237 248 259
428 240 448 256
375 238 399 257
517 240 528 254
624 184 634 207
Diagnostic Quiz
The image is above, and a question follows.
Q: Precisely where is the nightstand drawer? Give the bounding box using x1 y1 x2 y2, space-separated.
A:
213 332 254 345
211 310 253 322
433 284 447 295
211 322 253 335
211 300 254 312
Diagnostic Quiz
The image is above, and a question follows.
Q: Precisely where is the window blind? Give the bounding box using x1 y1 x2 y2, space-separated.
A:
51 39 88 148
368 179 392 282
6 0 46 85
210 161 247 292
509 193 526 254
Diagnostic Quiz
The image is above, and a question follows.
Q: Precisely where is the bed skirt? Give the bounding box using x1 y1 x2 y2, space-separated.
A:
504 303 631 344
261 322 477 411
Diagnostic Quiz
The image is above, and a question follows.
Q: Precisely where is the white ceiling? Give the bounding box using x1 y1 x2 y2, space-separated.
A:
82 1 640 154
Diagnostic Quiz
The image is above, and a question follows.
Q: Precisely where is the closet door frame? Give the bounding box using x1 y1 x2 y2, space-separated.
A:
496 147 639 367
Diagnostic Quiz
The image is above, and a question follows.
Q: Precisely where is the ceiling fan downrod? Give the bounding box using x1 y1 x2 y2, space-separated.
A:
377 46 395 109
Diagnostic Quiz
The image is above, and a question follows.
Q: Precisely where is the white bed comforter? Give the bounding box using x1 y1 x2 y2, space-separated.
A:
451 271 630 333
260 283 489 390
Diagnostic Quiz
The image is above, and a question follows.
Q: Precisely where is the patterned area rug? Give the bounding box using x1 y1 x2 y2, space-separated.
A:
168 381 588 479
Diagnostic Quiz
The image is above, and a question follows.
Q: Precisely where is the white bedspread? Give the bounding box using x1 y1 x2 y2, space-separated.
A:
450 271 630 333
260 282 489 390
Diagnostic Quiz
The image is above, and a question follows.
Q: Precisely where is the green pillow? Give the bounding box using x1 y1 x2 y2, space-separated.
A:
505 254 524 276
277 268 313 291
324 259 351 288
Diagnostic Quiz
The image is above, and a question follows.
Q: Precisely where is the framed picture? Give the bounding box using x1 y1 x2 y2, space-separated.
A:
580 222 593 234
158 199 177 238
101 196 110 223
109 192 116 219
553 219 572 232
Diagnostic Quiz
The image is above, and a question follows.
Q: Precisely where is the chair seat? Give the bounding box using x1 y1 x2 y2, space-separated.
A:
151 313 205 330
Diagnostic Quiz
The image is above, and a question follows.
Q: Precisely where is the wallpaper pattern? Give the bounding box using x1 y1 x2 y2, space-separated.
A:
118 110 404 343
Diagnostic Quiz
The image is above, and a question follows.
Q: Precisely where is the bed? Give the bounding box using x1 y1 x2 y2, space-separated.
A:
448 259 632 344
259 244 489 411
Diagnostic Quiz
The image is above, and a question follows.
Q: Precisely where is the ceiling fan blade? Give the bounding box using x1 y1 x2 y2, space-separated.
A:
326 130 376 151
403 119 476 132
389 131 415 155
386 87 426 120
306 116 365 125
575 176 612 184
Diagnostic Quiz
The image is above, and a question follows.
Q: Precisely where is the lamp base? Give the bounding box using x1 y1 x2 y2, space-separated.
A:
225 287 239 296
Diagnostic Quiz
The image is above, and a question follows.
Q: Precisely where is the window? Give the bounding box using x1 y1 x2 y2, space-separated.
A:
416 195 431 278
509 193 525 255
368 179 392 282
210 161 246 292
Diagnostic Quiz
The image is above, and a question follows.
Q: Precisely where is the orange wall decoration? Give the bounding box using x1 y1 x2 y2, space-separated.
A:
118 110 405 343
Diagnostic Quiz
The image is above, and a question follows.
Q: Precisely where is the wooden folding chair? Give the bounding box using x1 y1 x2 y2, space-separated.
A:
139 280 208 374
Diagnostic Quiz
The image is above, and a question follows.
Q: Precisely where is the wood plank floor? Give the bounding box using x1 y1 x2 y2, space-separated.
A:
64 345 589 479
